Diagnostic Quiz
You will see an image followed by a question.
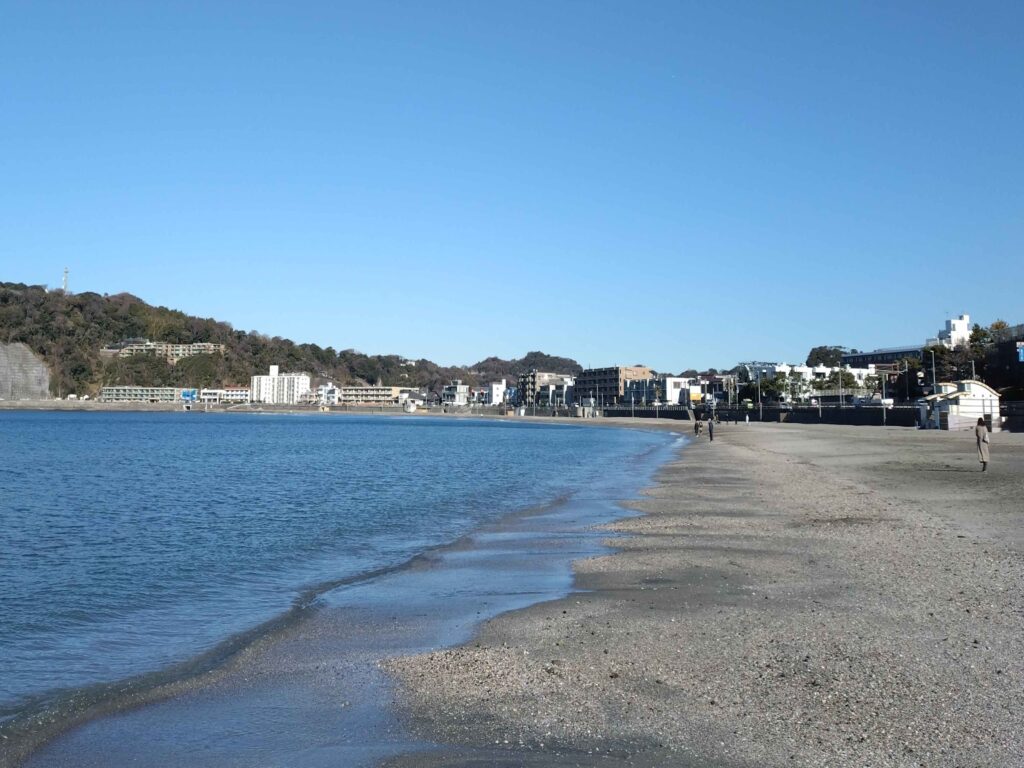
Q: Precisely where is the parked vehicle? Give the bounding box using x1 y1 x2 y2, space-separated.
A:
854 395 894 409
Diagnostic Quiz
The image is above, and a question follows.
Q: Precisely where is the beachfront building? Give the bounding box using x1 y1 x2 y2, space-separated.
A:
535 378 574 407
250 365 311 405
918 379 1001 431
767 363 876 387
317 383 340 406
516 370 575 407
659 376 684 405
399 390 427 407
442 380 470 407
705 373 738 405
222 386 250 403
335 385 404 406
574 366 654 406
100 386 194 403
618 376 659 405
199 386 251 404
486 379 507 406
100 338 226 365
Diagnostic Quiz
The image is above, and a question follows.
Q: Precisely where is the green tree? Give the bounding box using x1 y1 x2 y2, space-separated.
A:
805 346 846 367
812 369 858 390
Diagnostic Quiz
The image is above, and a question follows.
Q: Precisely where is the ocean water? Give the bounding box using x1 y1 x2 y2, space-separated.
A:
0 411 673 735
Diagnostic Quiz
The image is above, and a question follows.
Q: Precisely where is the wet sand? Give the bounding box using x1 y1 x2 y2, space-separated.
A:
384 422 1024 767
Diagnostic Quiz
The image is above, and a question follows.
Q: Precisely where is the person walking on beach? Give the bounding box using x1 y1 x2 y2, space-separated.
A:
975 417 990 471
708 419 714 442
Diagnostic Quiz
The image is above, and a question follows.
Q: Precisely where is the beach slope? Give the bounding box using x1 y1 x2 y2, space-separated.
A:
384 423 1024 767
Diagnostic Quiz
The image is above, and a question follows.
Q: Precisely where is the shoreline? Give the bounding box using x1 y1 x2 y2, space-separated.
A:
6 418 681 768
382 422 1024 767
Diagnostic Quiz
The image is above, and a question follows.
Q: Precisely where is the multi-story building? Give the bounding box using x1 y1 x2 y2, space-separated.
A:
99 386 194 403
927 314 972 349
442 380 470 406
250 365 311 405
536 380 574 406
618 376 659 405
198 386 251 404
100 338 226 365
222 386 250 403
486 379 507 406
573 366 653 406
842 313 972 368
516 370 575 406
336 385 405 406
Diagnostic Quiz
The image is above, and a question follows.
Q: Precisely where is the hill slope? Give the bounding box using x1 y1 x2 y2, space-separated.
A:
0 282 580 397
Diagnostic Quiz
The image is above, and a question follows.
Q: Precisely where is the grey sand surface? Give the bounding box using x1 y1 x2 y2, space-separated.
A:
384 423 1024 767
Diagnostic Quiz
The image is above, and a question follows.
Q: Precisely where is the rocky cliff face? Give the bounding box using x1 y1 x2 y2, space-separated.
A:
0 343 51 400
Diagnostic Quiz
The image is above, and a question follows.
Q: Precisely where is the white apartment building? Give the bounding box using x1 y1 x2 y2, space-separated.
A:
766 363 876 385
486 379 507 406
222 386 250 403
199 386 251 404
926 314 972 349
317 383 340 406
250 365 311 405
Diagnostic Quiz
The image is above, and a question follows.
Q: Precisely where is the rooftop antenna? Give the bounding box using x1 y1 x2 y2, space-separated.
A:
62 267 69 294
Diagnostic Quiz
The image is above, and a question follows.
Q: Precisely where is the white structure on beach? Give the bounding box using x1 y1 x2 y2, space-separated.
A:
918 379 1001 431
250 365 311 405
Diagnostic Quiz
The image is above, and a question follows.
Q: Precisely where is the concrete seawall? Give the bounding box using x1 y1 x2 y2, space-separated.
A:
0 343 50 401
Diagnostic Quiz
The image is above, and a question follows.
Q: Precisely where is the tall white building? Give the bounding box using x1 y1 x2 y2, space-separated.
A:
250 365 311 405
933 314 971 348
486 379 507 405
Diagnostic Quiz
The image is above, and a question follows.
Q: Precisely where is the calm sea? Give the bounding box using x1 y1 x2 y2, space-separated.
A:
0 412 673 729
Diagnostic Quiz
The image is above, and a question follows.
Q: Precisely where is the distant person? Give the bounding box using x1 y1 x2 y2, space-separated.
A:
708 419 714 442
975 417 990 472
745 413 749 425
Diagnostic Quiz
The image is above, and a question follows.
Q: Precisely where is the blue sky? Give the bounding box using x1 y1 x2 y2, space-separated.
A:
1 1 1021 371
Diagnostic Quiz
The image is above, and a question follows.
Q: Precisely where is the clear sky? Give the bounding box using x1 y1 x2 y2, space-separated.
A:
1 1 1021 371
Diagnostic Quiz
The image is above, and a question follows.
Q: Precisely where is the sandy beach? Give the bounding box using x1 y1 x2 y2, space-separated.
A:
383 422 1024 767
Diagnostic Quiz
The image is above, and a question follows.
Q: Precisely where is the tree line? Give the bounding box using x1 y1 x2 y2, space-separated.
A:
0 282 581 397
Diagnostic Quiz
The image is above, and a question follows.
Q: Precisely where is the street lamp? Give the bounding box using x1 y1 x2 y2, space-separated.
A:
757 369 764 421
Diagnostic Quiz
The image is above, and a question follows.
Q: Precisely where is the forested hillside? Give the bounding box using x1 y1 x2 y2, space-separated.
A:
0 282 580 396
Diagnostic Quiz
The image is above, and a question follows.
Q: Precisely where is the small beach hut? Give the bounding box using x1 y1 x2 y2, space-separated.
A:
917 380 1001 431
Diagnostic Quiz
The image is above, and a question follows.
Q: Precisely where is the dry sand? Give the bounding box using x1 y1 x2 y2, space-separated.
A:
383 422 1024 767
